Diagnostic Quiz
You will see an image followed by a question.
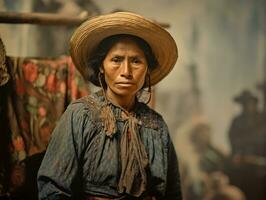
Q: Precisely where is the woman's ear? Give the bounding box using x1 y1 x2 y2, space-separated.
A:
99 66 104 73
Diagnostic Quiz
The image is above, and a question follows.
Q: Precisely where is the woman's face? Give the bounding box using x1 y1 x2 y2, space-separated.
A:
102 38 148 102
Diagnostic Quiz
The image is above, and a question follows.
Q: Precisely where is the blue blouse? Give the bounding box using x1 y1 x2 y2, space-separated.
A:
37 90 182 200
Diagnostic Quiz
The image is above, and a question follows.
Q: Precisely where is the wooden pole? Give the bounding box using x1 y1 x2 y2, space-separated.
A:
0 11 170 28
0 11 88 26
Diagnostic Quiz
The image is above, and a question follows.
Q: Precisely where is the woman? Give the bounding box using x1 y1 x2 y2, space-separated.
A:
37 12 182 200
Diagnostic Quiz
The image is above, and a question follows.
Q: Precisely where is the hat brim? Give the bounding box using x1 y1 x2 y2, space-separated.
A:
70 12 178 86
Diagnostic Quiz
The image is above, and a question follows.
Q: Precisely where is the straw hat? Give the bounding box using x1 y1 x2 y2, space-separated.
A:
70 12 178 86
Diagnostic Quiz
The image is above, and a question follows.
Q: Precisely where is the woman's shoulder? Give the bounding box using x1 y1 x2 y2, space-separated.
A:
137 102 166 130
70 90 103 106
66 92 103 120
137 102 163 119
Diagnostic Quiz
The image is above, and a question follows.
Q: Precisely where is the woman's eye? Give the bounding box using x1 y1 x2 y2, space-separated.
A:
132 58 141 64
111 57 121 63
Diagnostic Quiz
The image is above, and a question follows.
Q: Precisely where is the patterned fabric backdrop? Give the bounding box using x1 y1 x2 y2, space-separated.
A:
0 55 89 196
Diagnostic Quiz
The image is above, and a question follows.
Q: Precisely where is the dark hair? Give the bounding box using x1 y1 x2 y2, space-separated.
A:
87 34 158 86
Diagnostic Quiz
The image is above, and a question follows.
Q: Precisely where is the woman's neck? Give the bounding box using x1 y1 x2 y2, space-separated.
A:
105 89 136 111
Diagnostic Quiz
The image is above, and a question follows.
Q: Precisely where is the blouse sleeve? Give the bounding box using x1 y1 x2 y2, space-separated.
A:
162 122 183 200
37 102 93 200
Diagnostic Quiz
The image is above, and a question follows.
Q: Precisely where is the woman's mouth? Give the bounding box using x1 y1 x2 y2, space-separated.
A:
116 82 135 87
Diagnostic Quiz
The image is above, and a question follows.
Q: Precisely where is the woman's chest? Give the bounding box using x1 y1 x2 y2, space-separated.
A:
81 122 167 185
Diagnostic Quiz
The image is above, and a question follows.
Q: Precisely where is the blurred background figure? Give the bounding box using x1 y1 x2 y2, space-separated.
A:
228 90 264 157
189 123 229 174
205 172 246 200
228 89 266 200
183 122 243 200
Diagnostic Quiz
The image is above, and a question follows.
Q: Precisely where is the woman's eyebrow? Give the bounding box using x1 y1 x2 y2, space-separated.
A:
111 55 124 59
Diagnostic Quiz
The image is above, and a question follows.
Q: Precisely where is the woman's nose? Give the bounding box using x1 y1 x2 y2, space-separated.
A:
120 60 132 78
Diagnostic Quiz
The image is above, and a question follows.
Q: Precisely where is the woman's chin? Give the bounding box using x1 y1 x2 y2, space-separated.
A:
110 88 137 98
